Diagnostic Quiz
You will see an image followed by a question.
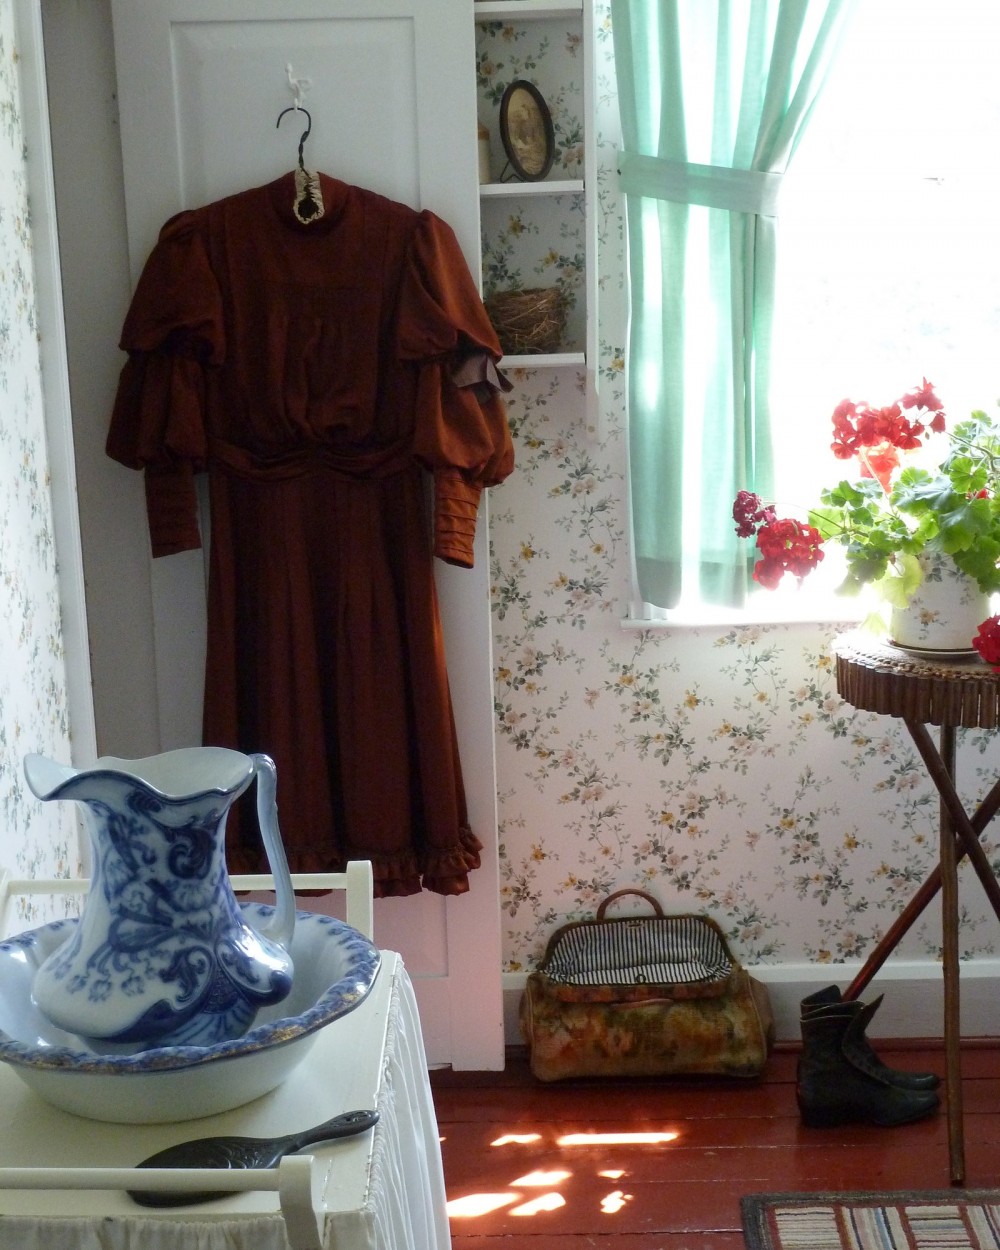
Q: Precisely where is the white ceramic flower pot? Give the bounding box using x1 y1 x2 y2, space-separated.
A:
889 548 991 653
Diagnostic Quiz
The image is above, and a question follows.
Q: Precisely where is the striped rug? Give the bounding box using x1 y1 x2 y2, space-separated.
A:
741 1191 1000 1250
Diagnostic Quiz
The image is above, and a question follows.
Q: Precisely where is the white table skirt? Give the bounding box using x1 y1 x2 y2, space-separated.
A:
0 953 451 1250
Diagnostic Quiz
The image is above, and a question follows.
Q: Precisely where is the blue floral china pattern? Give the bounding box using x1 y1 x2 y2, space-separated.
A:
0 904 381 1122
25 749 297 1051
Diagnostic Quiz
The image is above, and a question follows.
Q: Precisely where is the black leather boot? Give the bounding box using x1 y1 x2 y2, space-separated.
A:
797 995 940 1128
801 986 940 1090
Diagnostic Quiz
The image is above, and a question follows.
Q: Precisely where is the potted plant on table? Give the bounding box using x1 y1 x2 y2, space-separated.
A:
732 380 1000 663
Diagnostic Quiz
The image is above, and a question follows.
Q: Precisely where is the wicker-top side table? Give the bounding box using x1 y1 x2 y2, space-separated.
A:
833 630 1000 1184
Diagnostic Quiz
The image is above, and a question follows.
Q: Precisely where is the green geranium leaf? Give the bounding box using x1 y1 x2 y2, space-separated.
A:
892 472 962 519
862 606 891 635
954 535 1000 593
947 463 976 495
844 550 890 585
935 496 992 553
874 553 922 608
807 505 846 542
821 479 880 508
834 573 864 597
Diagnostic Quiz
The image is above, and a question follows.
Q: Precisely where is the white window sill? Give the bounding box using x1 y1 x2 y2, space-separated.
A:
620 594 867 632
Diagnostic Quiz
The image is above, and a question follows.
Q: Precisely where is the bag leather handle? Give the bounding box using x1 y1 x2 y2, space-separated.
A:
595 888 664 920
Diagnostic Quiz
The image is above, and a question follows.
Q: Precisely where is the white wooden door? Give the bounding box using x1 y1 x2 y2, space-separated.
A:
109 0 503 1069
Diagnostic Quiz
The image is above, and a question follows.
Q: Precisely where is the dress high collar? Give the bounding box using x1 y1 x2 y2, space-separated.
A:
266 170 350 234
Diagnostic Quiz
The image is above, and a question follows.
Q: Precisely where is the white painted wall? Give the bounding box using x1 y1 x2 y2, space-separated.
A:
41 0 161 762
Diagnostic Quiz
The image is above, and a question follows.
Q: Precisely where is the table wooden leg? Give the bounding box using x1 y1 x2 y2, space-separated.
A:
938 724 965 1185
906 721 1000 924
844 767 1000 1002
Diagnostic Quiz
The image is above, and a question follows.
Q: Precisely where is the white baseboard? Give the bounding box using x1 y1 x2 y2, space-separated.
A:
503 960 1000 1046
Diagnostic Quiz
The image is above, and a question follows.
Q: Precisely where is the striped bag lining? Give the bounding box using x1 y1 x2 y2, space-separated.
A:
544 914 732 987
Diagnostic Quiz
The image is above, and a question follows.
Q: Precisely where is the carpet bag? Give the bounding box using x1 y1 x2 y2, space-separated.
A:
520 889 774 1081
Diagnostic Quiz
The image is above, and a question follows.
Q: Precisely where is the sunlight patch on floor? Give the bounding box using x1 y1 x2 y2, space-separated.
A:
511 1169 571 1186
510 1192 566 1216
447 1125 677 1223
558 1130 679 1146
446 1192 521 1218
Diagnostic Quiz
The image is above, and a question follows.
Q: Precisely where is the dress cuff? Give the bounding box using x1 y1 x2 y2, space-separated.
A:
434 469 482 568
144 463 202 557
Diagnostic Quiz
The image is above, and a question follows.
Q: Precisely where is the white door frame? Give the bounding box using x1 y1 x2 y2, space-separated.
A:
107 0 503 1069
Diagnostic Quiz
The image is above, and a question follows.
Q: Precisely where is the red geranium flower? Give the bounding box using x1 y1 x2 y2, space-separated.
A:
733 380 1000 616
860 440 900 492
902 377 944 414
973 616 1000 667
828 381 947 464
752 557 786 590
752 517 825 587
732 490 776 539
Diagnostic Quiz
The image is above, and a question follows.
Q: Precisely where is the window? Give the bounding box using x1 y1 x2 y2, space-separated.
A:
613 0 856 618
621 0 1000 624
759 0 1000 623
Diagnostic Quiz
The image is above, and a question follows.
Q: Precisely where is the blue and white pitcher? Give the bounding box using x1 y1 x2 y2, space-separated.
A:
25 748 296 1052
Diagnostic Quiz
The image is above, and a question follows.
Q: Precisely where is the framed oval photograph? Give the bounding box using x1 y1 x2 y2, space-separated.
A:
499 80 555 182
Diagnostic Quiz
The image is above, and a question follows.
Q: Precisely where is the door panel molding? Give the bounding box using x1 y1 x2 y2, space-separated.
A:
109 0 502 1067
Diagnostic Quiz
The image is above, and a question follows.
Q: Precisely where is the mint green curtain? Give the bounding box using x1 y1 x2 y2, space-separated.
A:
612 0 855 609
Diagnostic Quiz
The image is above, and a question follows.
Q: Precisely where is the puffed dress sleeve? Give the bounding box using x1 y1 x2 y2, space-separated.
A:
397 211 515 568
106 211 225 557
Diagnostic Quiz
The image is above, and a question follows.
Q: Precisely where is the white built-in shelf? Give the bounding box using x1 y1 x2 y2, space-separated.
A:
480 179 584 198
475 1 583 17
474 0 597 426
503 351 586 369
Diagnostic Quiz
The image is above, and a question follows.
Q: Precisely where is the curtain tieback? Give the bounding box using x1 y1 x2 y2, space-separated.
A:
617 150 782 217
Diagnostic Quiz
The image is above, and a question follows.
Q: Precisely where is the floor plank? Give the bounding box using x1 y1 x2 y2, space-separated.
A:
432 1043 1000 1247
451 1238 747 1249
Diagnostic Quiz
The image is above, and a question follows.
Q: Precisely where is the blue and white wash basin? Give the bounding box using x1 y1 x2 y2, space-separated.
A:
0 904 380 1123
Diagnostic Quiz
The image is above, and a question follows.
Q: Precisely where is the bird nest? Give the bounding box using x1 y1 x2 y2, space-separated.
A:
485 287 567 355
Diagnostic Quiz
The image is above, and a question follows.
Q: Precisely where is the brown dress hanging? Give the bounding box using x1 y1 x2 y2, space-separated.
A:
107 171 514 897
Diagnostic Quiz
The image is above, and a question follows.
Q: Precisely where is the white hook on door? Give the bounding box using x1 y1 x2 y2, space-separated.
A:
285 62 312 112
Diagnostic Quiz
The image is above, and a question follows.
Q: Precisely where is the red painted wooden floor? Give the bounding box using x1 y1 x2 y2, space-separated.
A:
430 1043 1000 1249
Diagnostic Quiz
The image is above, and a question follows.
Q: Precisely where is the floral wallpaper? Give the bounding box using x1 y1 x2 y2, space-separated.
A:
0 6 79 929
480 5 1000 977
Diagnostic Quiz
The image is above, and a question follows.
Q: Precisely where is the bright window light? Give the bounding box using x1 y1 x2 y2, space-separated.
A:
651 0 1000 623
767 2 1000 616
